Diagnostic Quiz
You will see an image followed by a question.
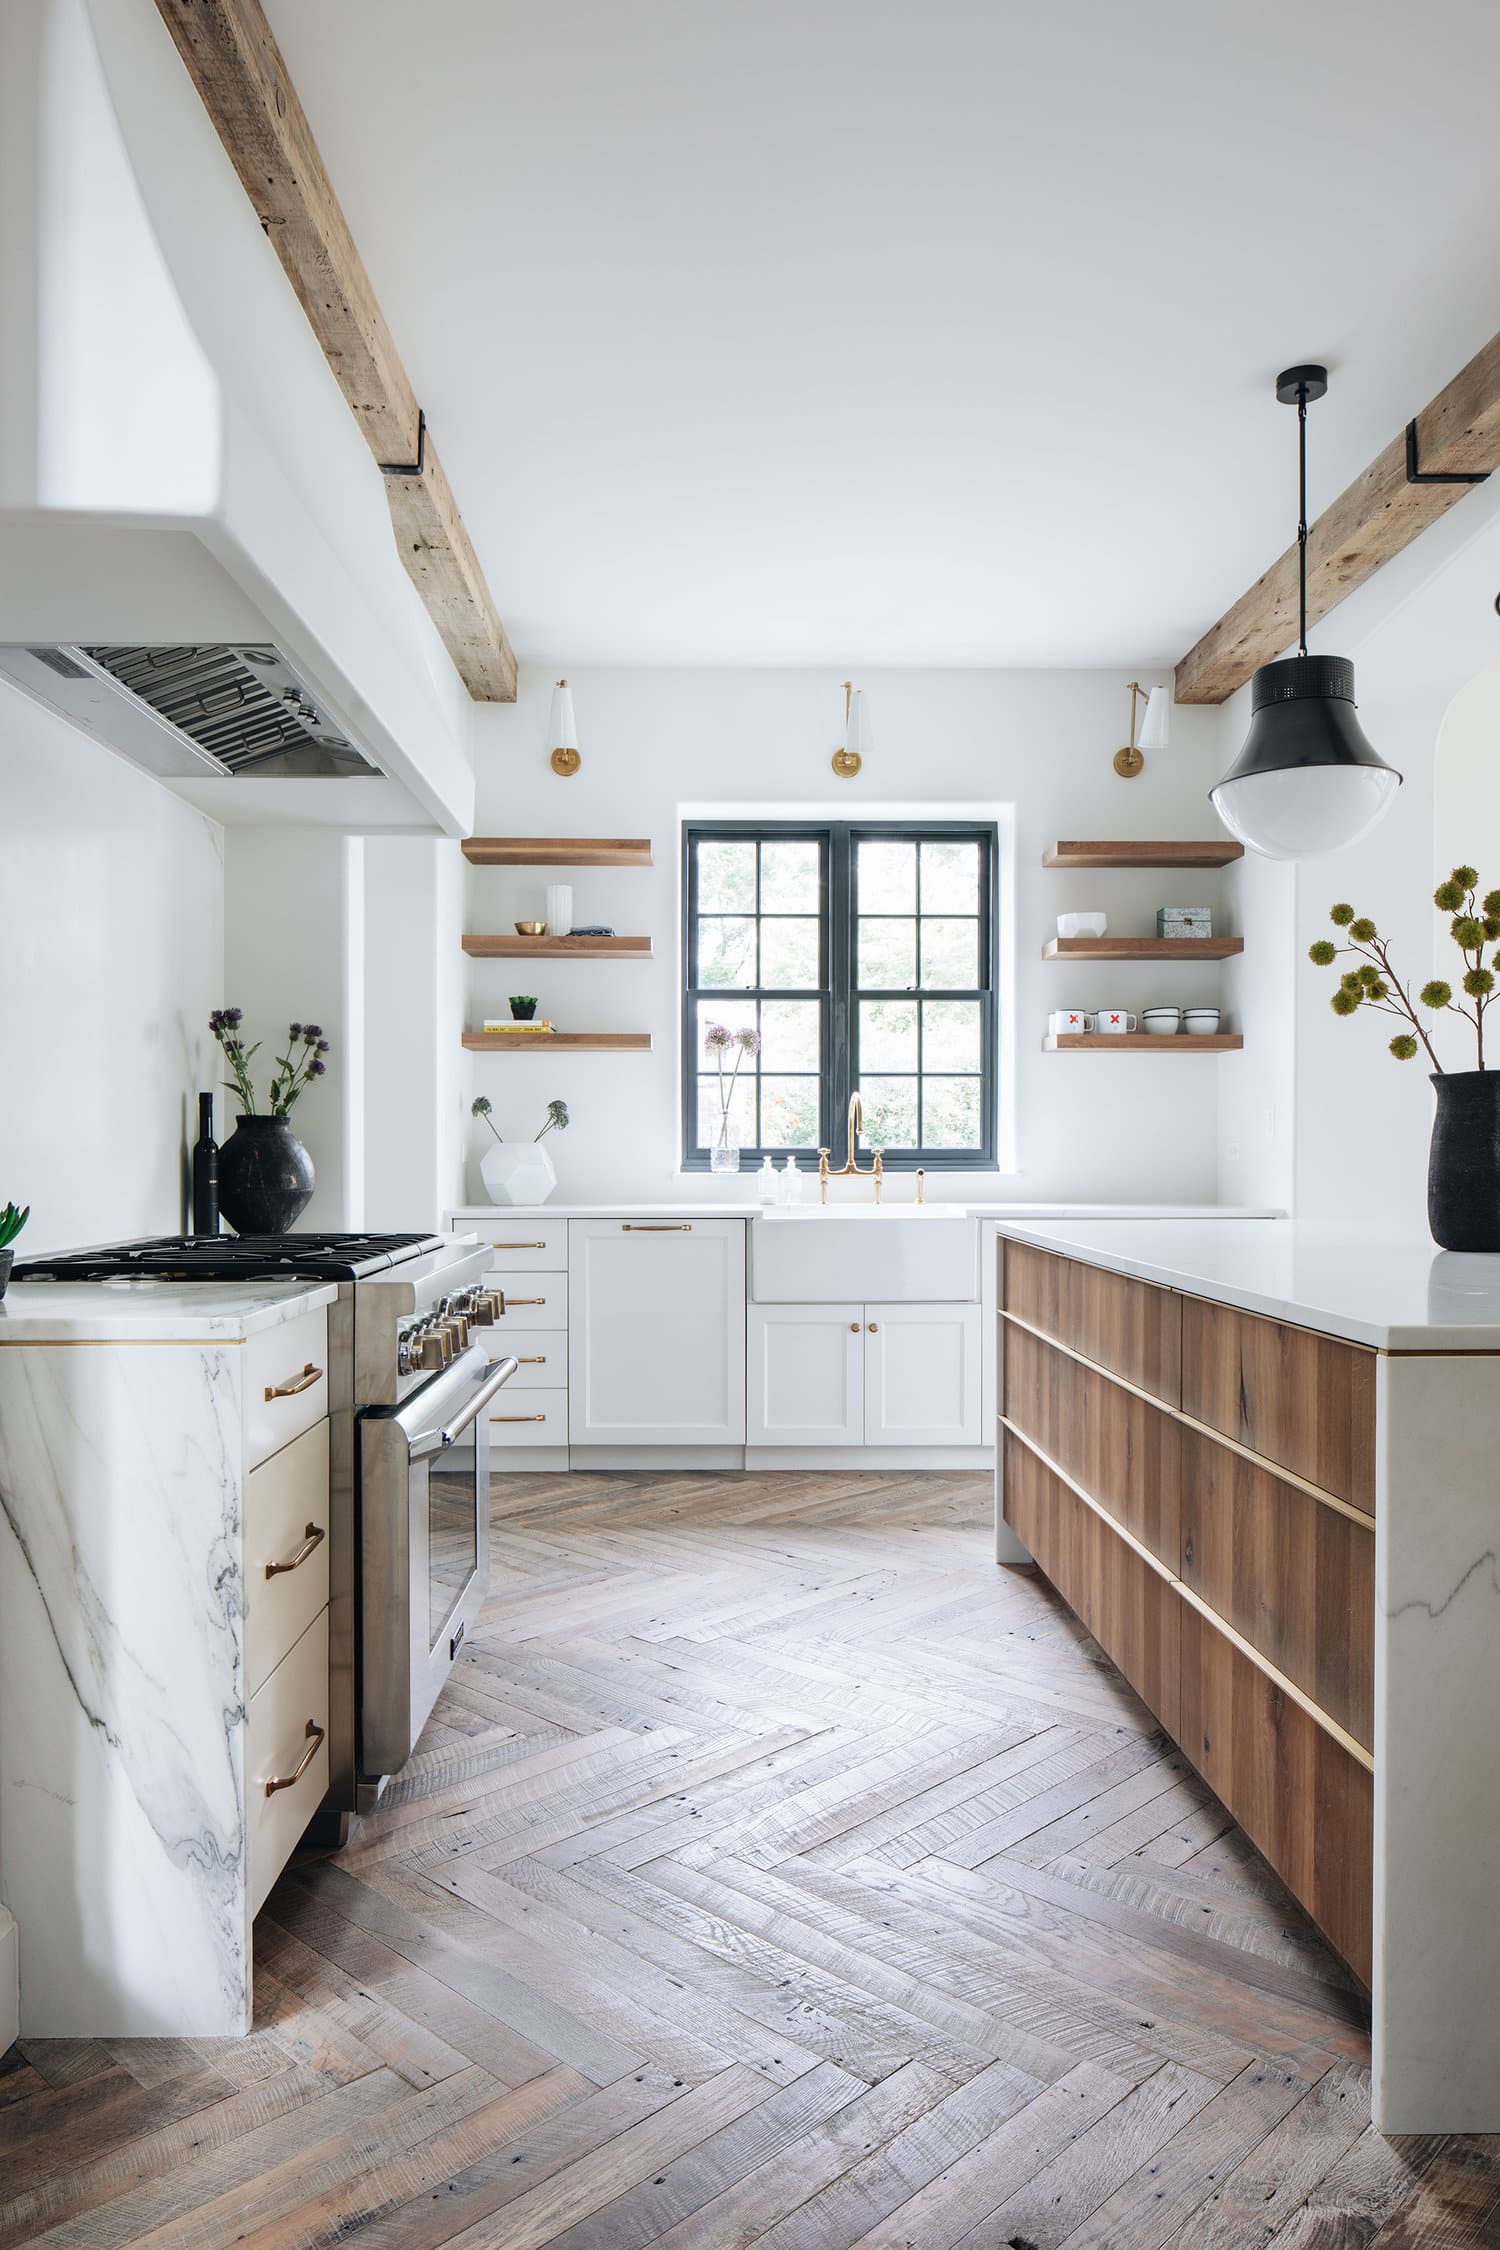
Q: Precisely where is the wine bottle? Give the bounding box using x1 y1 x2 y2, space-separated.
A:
191 1091 219 1236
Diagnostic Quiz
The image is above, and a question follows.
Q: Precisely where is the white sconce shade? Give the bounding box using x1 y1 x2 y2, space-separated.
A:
1137 685 1171 752
548 679 580 776
845 688 873 760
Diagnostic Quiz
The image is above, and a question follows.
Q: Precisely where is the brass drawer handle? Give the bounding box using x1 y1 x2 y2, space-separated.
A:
489 1241 546 1250
850 1322 861 1332
493 1413 547 1423
499 1297 545 1309
867 1322 879 1333
622 1223 691 1231
265 1719 325 1796
265 1522 325 1579
264 1363 323 1401
518 1354 546 1365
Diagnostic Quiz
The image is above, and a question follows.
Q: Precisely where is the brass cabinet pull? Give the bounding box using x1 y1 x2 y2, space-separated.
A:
849 1322 861 1332
622 1223 691 1232
500 1298 545 1308
867 1321 879 1333
518 1354 546 1365
493 1413 547 1423
265 1719 325 1796
489 1241 546 1250
265 1522 325 1579
264 1363 322 1401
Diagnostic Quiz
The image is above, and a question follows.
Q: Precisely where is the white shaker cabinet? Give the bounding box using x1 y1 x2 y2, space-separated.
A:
569 1218 747 1445
748 1303 865 1444
865 1301 981 1446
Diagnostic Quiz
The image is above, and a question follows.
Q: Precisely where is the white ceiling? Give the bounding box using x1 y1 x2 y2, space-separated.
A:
263 0 1500 671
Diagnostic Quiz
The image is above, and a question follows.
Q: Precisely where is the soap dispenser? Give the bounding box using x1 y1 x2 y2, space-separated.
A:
756 1154 779 1205
779 1155 802 1204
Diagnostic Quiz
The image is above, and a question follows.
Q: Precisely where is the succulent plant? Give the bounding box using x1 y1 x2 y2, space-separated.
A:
0 1202 29 1251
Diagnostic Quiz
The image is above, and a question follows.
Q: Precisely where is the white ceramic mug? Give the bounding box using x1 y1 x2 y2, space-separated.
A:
1048 1009 1095 1035
1142 1007 1182 1036
1095 1009 1137 1034
1183 1007 1221 1037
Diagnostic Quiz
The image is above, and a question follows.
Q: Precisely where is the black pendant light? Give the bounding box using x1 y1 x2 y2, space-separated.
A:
1210 365 1402 860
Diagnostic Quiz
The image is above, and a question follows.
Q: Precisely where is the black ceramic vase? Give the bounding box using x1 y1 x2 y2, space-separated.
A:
1428 1070 1500 1251
217 1114 315 1236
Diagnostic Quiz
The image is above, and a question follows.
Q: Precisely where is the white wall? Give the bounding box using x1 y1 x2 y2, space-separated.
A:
0 679 223 1252
463 667 1232 1205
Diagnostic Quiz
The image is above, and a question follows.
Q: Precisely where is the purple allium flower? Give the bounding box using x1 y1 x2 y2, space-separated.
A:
289 1022 303 1038
735 1026 761 1055
703 1023 733 1051
309 1059 327 1076
303 1023 323 1040
316 1038 330 1054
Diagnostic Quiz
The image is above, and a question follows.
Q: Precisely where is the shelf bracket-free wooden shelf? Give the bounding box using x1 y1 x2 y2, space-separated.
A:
1043 936 1244 962
1043 839 1244 869
463 1031 654 1051
463 935 654 959
462 837 653 867
1042 1033 1242 1052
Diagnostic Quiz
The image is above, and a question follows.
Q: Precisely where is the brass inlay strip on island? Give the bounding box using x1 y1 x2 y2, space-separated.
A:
998 1305 1375 1526
999 1413 1375 1774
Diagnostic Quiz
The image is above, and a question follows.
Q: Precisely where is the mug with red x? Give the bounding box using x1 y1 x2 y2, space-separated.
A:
1096 1009 1138 1034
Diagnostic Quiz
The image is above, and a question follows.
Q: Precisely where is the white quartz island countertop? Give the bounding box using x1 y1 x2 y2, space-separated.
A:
0 1277 338 1341
993 1216 1500 1352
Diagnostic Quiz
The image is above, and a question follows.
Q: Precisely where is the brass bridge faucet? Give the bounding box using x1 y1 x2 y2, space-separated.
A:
819 1092 884 1204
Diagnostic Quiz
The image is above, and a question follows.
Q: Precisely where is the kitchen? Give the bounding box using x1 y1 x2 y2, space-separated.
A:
3 0 1500 2240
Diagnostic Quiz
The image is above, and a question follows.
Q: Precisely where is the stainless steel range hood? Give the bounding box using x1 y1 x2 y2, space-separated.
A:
0 642 381 781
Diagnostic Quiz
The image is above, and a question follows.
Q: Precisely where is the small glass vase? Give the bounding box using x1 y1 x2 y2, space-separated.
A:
710 1124 740 1175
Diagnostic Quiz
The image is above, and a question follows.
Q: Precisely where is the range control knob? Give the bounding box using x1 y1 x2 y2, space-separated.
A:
465 1290 498 1325
401 1322 449 1375
440 1314 470 1352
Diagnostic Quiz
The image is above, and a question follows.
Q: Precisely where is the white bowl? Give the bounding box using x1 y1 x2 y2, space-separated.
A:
1056 911 1107 940
1142 1010 1181 1035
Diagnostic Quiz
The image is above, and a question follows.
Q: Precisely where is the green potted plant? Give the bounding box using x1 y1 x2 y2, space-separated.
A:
209 1009 331 1235
509 994 538 1021
0 1200 29 1298
471 1095 568 1205
1307 866 1500 1248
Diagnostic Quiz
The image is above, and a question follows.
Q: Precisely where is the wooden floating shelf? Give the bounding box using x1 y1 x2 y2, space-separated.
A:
1042 1033 1242 1053
463 935 654 959
463 837 653 867
1043 936 1244 962
1043 839 1244 870
463 1031 654 1052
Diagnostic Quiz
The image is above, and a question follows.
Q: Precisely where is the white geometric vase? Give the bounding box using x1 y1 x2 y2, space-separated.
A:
479 1140 558 1206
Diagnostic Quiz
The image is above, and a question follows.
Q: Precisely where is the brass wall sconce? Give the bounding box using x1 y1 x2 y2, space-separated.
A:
548 679 580 776
1115 680 1170 778
832 681 872 778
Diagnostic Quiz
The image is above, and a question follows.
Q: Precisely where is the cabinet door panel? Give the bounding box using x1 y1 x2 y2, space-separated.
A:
1180 1295 1375 1514
1002 1432 1180 1737
1002 1241 1179 1406
569 1220 746 1444
866 1304 981 1446
748 1305 863 1445
1179 1427 1374 1750
1002 1322 1180 1571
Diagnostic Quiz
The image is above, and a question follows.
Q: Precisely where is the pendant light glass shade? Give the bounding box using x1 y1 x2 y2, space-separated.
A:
1210 655 1400 860
1136 685 1171 753
845 687 873 760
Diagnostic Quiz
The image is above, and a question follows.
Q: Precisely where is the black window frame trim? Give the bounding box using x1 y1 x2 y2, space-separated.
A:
682 817 999 1172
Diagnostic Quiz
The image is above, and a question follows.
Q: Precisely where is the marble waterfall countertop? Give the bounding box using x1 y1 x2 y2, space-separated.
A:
449 1201 1281 1221
995 1216 1500 1352
0 1277 338 1342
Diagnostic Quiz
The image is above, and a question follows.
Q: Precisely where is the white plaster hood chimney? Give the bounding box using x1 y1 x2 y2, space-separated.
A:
0 0 477 835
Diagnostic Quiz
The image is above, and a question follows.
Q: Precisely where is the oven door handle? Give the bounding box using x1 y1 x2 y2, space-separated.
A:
407 1357 519 1459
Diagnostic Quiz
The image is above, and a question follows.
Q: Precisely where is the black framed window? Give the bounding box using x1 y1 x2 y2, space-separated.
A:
683 820 998 1169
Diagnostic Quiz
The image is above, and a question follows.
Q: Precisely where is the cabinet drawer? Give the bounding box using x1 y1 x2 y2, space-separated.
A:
1180 1295 1376 1514
488 1386 567 1444
469 1221 567 1271
244 1305 329 1471
1003 1321 1180 1571
247 1608 329 1918
1179 1600 1372 1984
1179 1427 1374 1751
486 1270 567 1329
1003 1430 1181 1738
492 1329 566 1387
244 1421 330 1697
1003 1241 1179 1406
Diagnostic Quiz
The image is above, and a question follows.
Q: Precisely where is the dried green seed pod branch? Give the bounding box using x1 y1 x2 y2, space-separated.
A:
1307 868 1500 1070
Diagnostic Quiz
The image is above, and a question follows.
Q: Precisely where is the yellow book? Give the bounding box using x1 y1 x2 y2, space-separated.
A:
481 1020 554 1034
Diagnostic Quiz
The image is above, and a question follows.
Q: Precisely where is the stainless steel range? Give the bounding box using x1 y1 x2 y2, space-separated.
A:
11 1230 515 1827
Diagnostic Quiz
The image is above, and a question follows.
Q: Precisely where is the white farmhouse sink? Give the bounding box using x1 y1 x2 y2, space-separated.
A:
751 1208 976 1302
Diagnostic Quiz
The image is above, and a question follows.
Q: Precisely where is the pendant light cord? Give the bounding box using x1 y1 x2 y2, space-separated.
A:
1297 384 1309 657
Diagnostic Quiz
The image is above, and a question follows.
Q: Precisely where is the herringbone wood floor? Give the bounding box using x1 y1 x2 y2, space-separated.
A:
4 1472 1496 2247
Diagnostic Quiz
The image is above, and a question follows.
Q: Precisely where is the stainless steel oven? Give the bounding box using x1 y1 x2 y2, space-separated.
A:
358 1342 517 1781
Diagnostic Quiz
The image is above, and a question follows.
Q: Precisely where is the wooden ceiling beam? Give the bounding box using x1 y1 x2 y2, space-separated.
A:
153 0 517 701
1175 331 1500 706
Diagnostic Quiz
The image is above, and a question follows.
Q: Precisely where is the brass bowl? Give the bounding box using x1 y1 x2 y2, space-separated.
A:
514 920 546 936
